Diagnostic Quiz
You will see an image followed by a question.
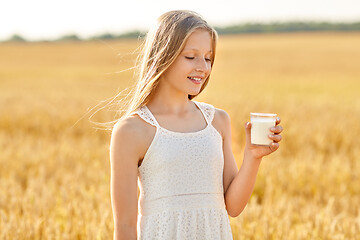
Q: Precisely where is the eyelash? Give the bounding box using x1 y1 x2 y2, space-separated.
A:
185 56 212 62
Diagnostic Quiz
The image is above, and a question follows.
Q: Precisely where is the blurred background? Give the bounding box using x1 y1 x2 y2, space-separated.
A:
1 0 360 239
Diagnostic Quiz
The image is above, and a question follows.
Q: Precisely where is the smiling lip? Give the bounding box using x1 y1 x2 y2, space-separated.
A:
188 76 204 85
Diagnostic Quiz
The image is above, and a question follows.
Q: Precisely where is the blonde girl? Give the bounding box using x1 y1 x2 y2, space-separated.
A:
110 10 283 240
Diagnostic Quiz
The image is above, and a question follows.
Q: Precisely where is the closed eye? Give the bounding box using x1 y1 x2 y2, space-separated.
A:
185 56 212 62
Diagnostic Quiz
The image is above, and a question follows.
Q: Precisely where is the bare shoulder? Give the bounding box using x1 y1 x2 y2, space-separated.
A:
112 113 148 137
111 113 154 163
214 107 231 122
212 107 231 140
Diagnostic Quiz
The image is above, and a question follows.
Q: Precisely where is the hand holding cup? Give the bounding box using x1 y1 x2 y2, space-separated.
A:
244 113 283 161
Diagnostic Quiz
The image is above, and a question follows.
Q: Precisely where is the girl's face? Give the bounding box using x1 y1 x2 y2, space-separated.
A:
160 29 213 96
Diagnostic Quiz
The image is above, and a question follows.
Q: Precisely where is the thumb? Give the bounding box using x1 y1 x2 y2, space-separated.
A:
244 122 252 144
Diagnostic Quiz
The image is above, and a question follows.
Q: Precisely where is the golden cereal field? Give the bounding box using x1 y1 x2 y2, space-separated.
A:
0 32 359 239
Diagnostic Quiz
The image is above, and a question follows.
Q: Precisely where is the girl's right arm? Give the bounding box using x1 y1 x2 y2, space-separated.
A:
110 118 141 240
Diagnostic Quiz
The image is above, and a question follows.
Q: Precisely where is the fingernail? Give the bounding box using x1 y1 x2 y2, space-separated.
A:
271 127 275 131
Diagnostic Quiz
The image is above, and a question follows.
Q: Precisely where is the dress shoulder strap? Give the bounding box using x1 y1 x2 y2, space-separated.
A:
193 100 215 124
133 101 215 127
132 105 160 128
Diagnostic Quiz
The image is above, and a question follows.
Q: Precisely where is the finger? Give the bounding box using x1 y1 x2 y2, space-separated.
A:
269 142 279 152
275 117 281 125
269 134 282 142
245 122 252 144
270 125 283 134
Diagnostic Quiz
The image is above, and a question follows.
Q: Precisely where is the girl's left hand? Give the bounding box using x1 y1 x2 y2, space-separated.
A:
244 117 283 161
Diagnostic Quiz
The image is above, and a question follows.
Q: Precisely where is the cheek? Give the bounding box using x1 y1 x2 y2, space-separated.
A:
171 61 192 76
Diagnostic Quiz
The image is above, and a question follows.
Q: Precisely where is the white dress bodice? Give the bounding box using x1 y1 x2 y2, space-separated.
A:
132 100 233 240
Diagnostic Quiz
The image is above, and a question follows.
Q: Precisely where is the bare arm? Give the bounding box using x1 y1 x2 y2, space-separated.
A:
219 110 282 217
110 119 141 240
219 109 254 217
224 148 262 217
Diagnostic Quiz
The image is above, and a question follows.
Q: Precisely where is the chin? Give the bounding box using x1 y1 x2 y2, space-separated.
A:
188 88 201 95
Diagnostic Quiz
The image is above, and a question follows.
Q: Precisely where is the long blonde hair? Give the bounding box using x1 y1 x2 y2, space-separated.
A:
90 10 218 131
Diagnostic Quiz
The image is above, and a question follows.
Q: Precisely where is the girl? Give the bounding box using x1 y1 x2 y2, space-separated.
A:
109 10 283 240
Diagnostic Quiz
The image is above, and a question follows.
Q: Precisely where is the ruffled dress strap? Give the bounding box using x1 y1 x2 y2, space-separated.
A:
193 100 215 125
132 105 160 128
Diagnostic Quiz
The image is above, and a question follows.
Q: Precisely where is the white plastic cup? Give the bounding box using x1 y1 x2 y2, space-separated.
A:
250 113 277 146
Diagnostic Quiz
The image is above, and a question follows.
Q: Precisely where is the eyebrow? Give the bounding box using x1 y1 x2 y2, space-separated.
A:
182 48 212 53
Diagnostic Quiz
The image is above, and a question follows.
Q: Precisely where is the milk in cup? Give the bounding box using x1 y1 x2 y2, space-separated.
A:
250 113 277 145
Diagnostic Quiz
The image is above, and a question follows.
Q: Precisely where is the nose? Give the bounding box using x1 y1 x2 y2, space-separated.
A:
195 58 211 73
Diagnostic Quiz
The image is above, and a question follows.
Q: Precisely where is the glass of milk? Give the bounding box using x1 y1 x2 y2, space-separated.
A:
250 113 277 146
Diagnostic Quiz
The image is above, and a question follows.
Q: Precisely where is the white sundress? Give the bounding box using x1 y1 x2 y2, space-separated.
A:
132 100 233 240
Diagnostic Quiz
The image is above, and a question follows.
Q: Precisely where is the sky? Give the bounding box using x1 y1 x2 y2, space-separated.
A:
1 0 360 41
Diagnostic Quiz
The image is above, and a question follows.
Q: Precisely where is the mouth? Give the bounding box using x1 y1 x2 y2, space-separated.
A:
188 76 202 84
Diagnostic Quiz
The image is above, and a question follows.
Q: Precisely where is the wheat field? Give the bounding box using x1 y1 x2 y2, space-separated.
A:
0 32 359 239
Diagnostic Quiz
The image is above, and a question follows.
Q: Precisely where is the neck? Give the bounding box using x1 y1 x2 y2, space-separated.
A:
147 83 195 116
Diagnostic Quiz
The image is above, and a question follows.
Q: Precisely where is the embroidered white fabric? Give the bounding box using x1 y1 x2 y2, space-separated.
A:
132 100 233 240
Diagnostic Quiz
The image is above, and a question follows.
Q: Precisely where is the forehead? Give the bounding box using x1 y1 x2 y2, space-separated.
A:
182 30 212 53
